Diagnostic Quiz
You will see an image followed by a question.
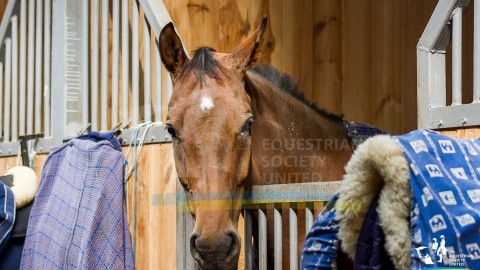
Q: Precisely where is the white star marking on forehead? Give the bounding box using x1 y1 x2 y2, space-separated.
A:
200 95 215 112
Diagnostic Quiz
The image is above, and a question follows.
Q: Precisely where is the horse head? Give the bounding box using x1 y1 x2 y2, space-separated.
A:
159 17 267 270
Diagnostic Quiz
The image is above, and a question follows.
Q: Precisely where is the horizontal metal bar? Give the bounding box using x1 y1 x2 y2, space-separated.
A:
0 137 54 157
118 125 172 145
427 103 480 128
244 182 340 205
0 125 172 157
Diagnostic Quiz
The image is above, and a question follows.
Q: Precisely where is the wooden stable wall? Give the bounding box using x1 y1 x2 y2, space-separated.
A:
163 0 446 134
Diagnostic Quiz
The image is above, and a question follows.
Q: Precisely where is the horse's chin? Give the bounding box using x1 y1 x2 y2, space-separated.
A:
195 253 240 270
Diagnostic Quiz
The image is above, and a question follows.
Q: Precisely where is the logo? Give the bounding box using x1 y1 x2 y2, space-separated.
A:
450 167 468 180
411 140 428 154
466 243 480 260
423 235 451 265
429 215 447 233
415 246 435 265
422 187 434 207
467 189 480 203
439 140 456 154
439 190 457 205
464 142 478 156
456 214 475 227
426 164 443 178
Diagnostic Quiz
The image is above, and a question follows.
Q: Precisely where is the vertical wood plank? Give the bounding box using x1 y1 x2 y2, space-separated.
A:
313 0 343 115
281 0 313 100
372 0 401 133
342 0 373 124
268 0 283 68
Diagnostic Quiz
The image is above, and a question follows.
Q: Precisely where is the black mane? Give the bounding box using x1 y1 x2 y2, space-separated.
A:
249 64 344 122
177 47 227 87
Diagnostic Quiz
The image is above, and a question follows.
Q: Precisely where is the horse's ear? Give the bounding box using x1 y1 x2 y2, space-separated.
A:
158 22 189 78
229 16 267 72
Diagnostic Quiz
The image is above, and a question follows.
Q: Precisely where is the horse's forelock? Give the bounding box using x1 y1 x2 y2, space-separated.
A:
177 47 229 88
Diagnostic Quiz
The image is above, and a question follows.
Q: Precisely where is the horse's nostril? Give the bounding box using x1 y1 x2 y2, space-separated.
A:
225 231 240 261
189 233 203 263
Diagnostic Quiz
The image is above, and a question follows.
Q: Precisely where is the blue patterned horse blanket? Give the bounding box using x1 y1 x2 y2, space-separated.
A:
20 136 133 269
395 130 480 269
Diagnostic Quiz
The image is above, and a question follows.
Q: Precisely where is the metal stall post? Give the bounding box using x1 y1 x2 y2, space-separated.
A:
51 0 89 146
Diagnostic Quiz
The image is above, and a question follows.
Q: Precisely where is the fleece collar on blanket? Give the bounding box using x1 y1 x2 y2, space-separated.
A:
336 135 412 270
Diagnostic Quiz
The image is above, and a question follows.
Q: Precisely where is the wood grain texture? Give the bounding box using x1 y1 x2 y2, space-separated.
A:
313 0 343 115
342 0 373 124
439 127 480 139
0 154 47 181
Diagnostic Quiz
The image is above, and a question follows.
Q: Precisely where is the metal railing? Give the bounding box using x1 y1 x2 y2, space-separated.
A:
0 0 174 157
176 182 339 270
417 0 480 129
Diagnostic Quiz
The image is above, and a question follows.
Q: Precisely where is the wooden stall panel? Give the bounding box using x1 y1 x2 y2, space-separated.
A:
313 0 343 115
124 143 178 270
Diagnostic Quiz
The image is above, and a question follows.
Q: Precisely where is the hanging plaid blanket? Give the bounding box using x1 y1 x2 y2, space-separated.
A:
20 134 133 269
395 130 480 269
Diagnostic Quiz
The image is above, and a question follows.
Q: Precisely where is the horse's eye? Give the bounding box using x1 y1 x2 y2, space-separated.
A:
165 124 179 140
239 117 253 137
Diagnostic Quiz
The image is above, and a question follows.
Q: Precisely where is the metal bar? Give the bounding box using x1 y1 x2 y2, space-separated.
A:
475 0 480 101
82 0 89 130
244 182 340 204
4 39 12 142
0 63 3 140
290 206 298 270
112 0 119 126
44 0 51 137
274 207 282 270
143 18 151 122
137 0 174 38
154 41 162 121
27 0 35 134
11 16 18 142
91 0 99 131
50 0 64 146
306 206 314 232
101 0 108 130
35 0 43 134
452 7 463 105
121 0 129 126
19 0 26 136
259 208 267 270
50 0 65 147
132 0 140 126
244 210 253 270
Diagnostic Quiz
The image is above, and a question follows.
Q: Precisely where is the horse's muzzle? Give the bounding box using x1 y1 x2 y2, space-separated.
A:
190 230 240 270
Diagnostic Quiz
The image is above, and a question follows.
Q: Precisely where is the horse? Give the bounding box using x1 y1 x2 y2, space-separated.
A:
159 17 354 270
